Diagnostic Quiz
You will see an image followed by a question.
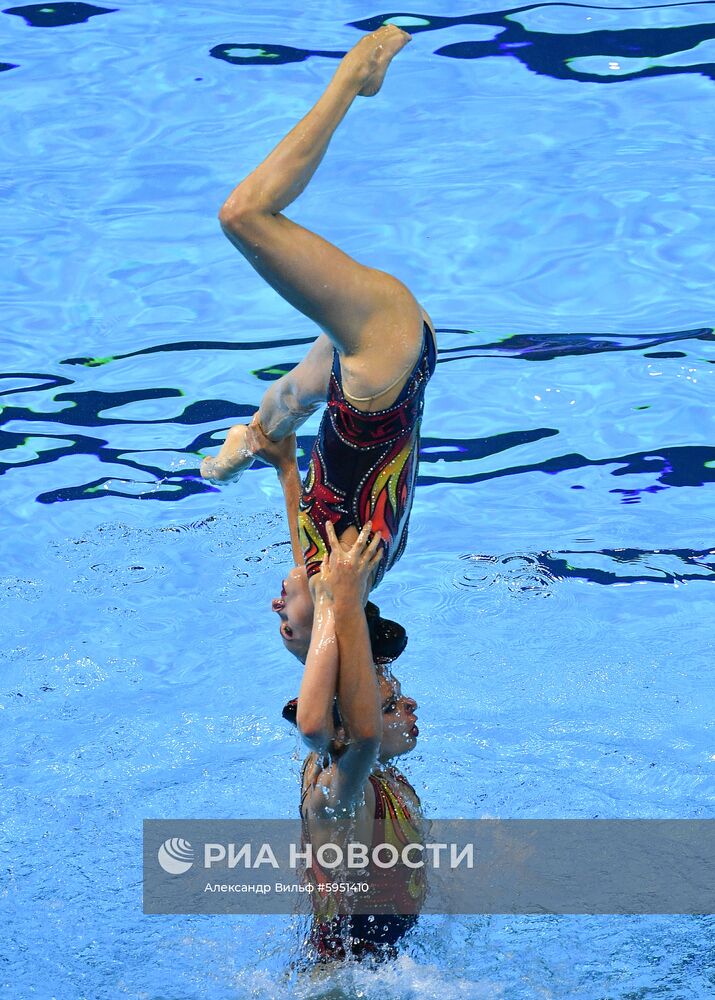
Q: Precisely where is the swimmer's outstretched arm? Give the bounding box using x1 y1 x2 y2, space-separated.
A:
199 333 332 485
296 588 338 753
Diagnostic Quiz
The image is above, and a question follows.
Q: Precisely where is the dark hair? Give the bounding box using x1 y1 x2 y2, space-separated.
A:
282 697 342 729
365 601 407 664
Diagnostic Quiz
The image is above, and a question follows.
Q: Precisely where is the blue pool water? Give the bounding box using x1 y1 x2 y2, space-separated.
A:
2 0 715 997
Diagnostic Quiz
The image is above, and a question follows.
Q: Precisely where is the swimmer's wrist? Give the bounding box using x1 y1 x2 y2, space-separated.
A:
313 590 334 613
332 591 365 620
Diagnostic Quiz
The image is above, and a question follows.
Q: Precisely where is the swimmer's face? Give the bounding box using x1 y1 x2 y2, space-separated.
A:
377 674 419 761
271 565 313 662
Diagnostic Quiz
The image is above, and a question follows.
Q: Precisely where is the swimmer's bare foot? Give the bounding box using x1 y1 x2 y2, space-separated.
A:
200 423 255 483
340 25 412 98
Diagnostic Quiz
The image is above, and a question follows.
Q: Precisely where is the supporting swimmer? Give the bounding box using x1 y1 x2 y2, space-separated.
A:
285 522 424 962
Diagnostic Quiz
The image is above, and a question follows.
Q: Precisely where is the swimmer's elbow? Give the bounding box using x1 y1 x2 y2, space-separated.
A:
299 727 333 754
347 735 381 760
296 708 333 753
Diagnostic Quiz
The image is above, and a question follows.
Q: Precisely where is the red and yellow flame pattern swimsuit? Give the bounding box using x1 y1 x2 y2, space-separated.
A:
300 760 426 961
298 321 437 586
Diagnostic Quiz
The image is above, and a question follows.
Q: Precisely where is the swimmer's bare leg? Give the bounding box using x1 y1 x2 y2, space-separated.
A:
200 28 411 484
202 25 422 554
200 335 335 565
216 25 421 360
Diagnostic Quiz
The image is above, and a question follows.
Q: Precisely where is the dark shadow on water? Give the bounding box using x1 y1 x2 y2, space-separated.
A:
2 326 713 503
437 329 715 363
2 2 116 28
5 1 715 87
418 443 715 494
59 328 715 370
61 337 313 368
351 4 715 85
204 4 715 86
460 545 715 585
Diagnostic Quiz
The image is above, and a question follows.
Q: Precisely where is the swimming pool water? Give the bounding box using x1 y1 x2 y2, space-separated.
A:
2 0 715 997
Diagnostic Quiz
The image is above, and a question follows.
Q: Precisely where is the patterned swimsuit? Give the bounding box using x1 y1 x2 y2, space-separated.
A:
298 320 437 586
300 760 426 961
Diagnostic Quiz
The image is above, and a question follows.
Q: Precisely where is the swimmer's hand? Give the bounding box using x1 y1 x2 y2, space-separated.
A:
200 423 255 483
245 415 297 474
320 520 382 609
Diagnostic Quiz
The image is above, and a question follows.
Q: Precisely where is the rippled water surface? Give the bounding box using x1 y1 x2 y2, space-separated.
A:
2 0 715 997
